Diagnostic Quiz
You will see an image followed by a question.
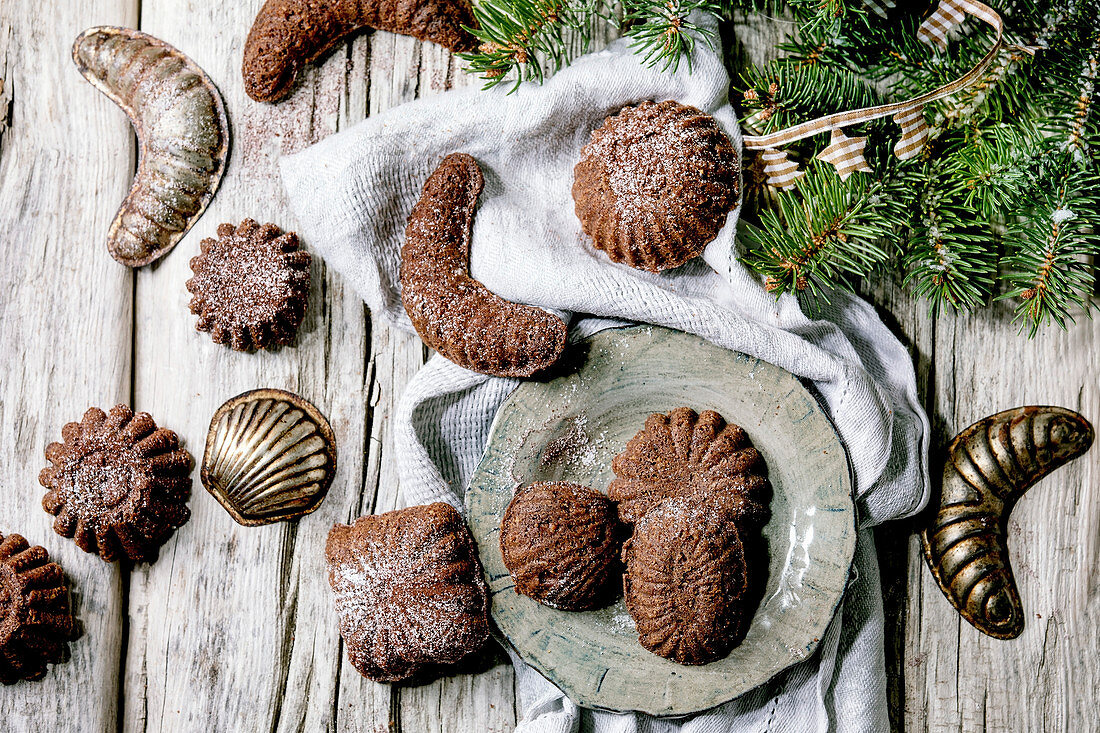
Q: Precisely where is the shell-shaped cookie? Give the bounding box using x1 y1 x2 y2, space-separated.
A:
500 482 621 611
572 101 741 272
400 153 568 377
921 406 1093 639
72 27 229 267
326 503 490 682
609 407 770 526
202 389 337 526
623 496 751 665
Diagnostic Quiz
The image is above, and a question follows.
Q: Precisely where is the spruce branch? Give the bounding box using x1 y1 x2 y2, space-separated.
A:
462 0 599 88
622 0 720 71
1000 164 1100 335
739 162 897 302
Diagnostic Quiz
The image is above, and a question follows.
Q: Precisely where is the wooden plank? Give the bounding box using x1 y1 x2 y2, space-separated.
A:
0 1 136 730
898 307 1100 733
121 2 372 730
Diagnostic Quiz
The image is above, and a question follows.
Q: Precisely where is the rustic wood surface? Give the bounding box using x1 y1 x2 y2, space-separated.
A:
0 2 1095 731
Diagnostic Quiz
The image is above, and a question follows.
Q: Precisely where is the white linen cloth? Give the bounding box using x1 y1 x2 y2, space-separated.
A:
280 15 930 732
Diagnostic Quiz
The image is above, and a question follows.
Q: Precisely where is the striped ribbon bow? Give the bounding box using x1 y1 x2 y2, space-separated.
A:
745 0 1005 190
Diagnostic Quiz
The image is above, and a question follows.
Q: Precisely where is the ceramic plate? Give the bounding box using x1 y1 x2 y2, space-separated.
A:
465 325 856 716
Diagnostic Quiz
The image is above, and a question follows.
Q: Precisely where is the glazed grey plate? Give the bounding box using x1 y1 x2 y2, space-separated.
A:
465 325 856 717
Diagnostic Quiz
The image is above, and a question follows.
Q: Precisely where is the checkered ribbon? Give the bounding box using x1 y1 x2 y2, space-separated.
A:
861 0 896 19
743 0 1004 187
760 149 803 190
893 106 929 160
815 130 874 180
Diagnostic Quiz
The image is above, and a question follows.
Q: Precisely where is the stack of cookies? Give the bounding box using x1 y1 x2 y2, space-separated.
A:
500 407 771 666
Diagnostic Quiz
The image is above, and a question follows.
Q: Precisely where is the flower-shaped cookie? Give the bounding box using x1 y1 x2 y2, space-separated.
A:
187 219 311 351
0 533 77 684
39 405 192 562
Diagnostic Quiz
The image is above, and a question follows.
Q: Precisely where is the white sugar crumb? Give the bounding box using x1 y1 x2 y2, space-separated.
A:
609 606 637 632
331 544 473 660
1051 208 1076 224
539 413 612 471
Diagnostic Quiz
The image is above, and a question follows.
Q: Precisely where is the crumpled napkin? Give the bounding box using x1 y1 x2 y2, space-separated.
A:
280 13 929 732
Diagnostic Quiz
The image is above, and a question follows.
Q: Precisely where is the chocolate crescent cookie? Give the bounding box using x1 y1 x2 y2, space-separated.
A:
572 101 740 272
609 407 770 526
38 405 192 563
0 533 77 684
243 0 478 102
623 496 751 665
187 219 311 351
400 153 568 377
325 503 490 682
500 482 621 611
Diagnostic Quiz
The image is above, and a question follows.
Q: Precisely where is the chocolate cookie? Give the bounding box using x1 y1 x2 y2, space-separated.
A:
326 503 490 682
39 405 192 563
623 496 751 665
243 0 477 102
500 482 620 611
400 153 568 377
0 533 77 684
186 219 311 351
609 407 770 526
572 101 741 272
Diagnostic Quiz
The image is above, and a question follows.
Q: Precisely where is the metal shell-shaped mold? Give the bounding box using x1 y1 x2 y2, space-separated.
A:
72 26 229 267
202 389 337 526
921 406 1093 639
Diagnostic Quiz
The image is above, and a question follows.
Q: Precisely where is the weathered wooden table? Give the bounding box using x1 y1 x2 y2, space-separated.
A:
1 2 1095 731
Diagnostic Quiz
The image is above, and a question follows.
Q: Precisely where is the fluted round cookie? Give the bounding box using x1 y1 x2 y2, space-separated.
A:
500 482 620 611
0 533 77 684
39 405 192 563
609 407 770 526
400 153 568 377
325 503 490 682
573 100 740 272
623 496 751 665
186 219 312 351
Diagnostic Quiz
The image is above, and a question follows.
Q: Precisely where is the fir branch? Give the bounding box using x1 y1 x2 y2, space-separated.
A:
943 124 1044 218
462 0 599 88
622 0 720 71
736 60 880 134
740 162 897 301
901 164 998 315
1000 165 1099 335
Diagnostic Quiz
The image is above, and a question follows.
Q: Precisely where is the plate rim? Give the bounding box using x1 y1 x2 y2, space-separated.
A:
466 324 857 716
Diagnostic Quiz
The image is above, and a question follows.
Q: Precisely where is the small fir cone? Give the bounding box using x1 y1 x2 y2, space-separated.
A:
186 219 311 351
39 405 192 563
0 533 77 684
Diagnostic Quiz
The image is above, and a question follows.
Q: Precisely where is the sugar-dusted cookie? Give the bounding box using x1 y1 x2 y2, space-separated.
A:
243 0 477 102
326 503 490 682
187 219 311 351
0 533 77 684
623 496 751 665
39 405 192 562
500 482 621 611
573 101 740 272
400 153 568 377
609 407 770 526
